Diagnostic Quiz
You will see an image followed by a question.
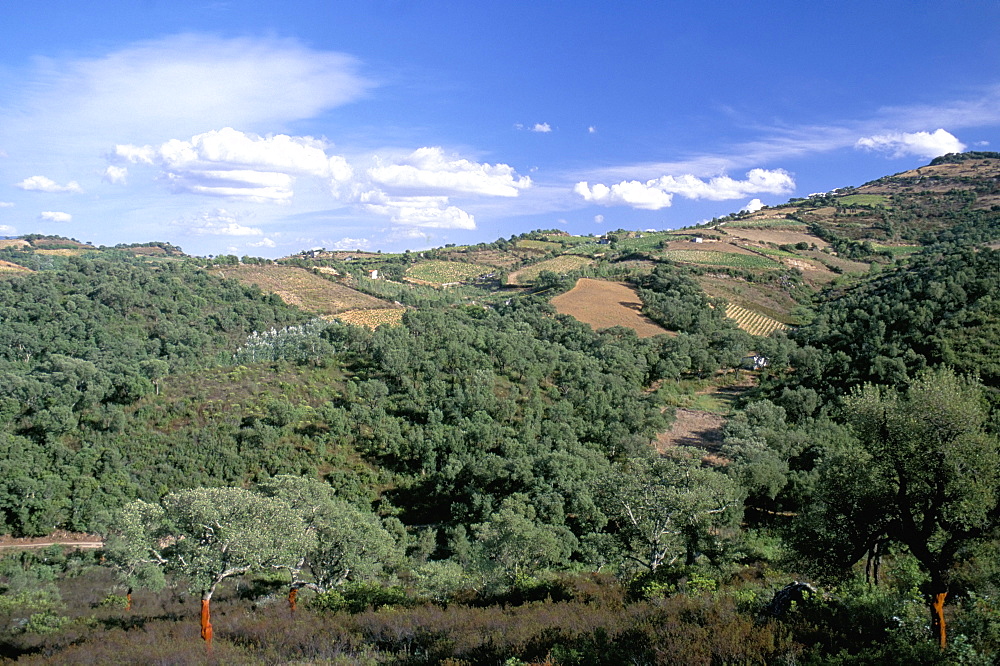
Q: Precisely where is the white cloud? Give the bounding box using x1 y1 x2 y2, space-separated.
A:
103 166 127 184
0 224 16 234
13 34 372 140
359 189 475 229
855 128 966 159
532 123 552 133
114 127 353 203
40 211 72 222
173 209 263 236
742 198 765 213
574 168 794 210
588 126 597 134
16 176 83 193
0 202 13 208
248 237 276 248
574 180 674 210
594 214 605 223
368 147 530 197
330 237 372 250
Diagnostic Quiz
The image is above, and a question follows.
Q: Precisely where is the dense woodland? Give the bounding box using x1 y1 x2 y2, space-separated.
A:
1 154 1000 663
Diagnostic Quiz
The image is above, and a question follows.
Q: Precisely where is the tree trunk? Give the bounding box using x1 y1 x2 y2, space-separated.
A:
930 591 947 650
125 587 133 612
200 597 213 647
288 587 298 612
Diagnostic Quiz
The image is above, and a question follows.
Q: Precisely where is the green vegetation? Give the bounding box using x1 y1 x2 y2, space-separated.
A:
662 249 784 269
1 155 1000 662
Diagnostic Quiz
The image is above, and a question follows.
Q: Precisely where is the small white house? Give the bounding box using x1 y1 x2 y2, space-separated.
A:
690 236 704 243
368 269 379 279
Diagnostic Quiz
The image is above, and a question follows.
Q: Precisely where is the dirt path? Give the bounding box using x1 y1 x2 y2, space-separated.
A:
0 531 103 551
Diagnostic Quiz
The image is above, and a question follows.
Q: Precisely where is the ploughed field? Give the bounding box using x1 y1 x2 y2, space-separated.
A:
551 278 670 338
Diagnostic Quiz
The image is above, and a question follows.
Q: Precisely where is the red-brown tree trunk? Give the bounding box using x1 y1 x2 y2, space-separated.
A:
931 592 947 650
125 587 133 612
288 587 298 613
200 598 213 647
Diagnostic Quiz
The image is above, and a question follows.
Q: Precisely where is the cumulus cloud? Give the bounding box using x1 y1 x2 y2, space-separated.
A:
574 168 795 210
113 127 353 203
588 126 597 134
248 237 276 248
173 209 263 236
594 214 604 223
0 202 13 208
359 189 475 229
532 123 552 133
742 198 765 213
0 224 16 234
103 166 127 184
40 211 72 222
368 147 530 197
574 180 674 210
855 128 966 159
16 176 84 193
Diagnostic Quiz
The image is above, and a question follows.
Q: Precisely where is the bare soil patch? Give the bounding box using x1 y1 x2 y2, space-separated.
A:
656 409 725 455
0 530 102 551
721 227 829 249
551 278 670 338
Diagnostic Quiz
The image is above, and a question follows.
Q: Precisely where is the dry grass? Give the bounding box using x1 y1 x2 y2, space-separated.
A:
0 238 30 250
214 264 395 315
34 248 92 256
0 259 31 273
331 308 406 329
551 278 670 338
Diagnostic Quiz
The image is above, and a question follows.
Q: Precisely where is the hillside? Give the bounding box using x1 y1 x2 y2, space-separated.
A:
1 153 999 662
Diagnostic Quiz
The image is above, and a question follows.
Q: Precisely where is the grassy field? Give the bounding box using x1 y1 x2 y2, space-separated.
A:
405 260 490 284
872 243 921 256
837 193 889 207
551 278 670 338
507 255 593 285
0 259 31 273
214 264 394 314
662 249 783 270
725 303 791 336
516 239 563 252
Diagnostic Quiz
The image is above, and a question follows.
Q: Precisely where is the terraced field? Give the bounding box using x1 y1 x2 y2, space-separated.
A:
662 249 783 270
725 304 790 336
215 264 394 314
405 260 490 285
507 255 593 285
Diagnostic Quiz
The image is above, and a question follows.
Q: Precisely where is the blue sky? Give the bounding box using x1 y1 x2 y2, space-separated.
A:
1 1 999 257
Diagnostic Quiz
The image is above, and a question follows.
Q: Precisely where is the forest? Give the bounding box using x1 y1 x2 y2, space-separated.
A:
1 154 999 664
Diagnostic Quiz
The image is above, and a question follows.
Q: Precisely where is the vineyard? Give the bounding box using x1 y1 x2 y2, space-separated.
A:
405 260 490 285
332 308 406 329
507 255 593 285
662 249 783 270
722 218 807 229
725 303 790 336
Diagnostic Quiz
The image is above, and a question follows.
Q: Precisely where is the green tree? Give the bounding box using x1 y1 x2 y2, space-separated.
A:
108 488 313 647
796 369 1000 650
598 452 743 574
256 475 402 597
